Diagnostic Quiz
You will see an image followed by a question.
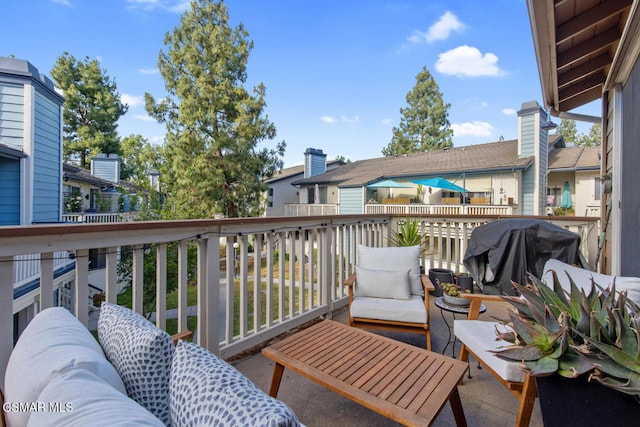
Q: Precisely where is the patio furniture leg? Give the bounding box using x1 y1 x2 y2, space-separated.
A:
449 387 468 427
515 373 537 427
268 362 285 397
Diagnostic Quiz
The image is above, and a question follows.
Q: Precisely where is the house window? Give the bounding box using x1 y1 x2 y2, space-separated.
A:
307 186 327 204
594 177 601 201
268 188 273 207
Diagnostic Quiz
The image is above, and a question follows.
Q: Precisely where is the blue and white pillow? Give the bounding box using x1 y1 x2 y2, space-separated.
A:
170 341 301 427
98 302 174 425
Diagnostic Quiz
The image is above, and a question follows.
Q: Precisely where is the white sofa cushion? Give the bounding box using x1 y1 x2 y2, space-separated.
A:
354 265 411 300
27 368 164 427
98 303 174 425
454 320 525 383
350 295 427 324
542 258 640 305
4 307 126 427
358 245 423 296
170 341 300 427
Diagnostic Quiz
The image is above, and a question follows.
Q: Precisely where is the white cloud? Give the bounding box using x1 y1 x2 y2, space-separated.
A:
481 101 488 108
139 68 159 75
408 11 464 44
341 115 359 124
125 0 188 13
436 45 505 77
452 121 494 137
381 118 392 125
320 116 336 124
133 114 155 122
502 108 517 116
51 0 72 6
149 135 164 144
121 94 144 107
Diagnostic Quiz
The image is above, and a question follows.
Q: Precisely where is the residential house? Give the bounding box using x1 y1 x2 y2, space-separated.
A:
0 56 64 226
546 140 601 217
527 0 637 276
264 148 344 216
291 101 565 216
63 154 141 219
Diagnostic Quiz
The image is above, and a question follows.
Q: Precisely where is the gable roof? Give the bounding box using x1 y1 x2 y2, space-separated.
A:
265 159 344 184
548 146 600 171
292 139 534 188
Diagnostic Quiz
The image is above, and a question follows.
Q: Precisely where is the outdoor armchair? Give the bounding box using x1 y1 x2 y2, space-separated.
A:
345 245 434 350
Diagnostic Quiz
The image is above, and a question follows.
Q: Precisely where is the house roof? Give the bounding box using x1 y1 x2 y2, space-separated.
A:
63 163 140 193
527 0 633 113
265 159 344 184
292 139 534 188
548 146 600 171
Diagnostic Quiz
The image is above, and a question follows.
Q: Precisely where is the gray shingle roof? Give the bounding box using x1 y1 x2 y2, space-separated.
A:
548 146 599 171
292 140 534 187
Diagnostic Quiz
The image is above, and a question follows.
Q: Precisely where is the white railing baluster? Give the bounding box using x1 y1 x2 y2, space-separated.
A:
40 252 53 310
75 249 89 327
155 244 167 330
177 241 188 334
132 245 144 315
253 234 262 333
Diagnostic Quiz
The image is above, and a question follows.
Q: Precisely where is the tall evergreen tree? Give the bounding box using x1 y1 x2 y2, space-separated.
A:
577 122 601 147
146 0 284 219
51 53 128 168
382 66 452 156
554 118 579 143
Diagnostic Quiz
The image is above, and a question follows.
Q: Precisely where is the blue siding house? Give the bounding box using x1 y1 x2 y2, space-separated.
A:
0 56 64 225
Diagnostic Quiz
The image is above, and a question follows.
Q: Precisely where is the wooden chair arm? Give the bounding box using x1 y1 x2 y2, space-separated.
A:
171 329 193 346
421 274 435 292
344 273 357 287
460 293 508 320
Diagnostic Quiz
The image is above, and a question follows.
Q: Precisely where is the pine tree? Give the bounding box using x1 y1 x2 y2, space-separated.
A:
146 0 284 219
382 66 452 156
554 118 579 144
51 53 128 168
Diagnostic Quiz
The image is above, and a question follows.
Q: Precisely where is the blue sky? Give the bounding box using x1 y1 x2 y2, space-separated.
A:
3 0 598 167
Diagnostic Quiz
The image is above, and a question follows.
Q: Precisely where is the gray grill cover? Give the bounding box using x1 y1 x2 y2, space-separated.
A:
463 219 588 295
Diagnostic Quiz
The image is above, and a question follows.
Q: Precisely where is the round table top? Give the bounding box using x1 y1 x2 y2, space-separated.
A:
434 296 487 315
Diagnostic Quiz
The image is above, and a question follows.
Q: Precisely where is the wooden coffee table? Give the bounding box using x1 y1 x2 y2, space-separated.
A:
262 320 467 427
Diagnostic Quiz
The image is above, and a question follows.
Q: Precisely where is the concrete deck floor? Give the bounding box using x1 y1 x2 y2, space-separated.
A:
231 297 544 427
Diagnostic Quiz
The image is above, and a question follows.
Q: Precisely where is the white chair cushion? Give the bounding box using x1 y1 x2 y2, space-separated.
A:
350 295 427 324
98 303 174 425
355 265 411 300
4 307 126 427
454 320 525 383
358 245 423 296
170 341 301 427
27 368 164 427
542 259 640 305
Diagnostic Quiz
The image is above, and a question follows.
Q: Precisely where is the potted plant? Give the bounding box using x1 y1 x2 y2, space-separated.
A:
493 273 640 425
440 282 471 306
387 218 429 255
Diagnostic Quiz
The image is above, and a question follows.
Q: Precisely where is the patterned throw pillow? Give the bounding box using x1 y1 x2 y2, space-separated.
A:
170 341 301 427
98 302 174 425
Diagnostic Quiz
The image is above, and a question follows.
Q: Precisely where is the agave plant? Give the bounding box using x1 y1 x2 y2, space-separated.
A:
493 271 640 397
387 218 429 255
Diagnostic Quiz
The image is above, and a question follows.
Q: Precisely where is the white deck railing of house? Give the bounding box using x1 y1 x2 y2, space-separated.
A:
365 203 515 216
62 212 137 223
284 203 339 216
0 214 599 384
